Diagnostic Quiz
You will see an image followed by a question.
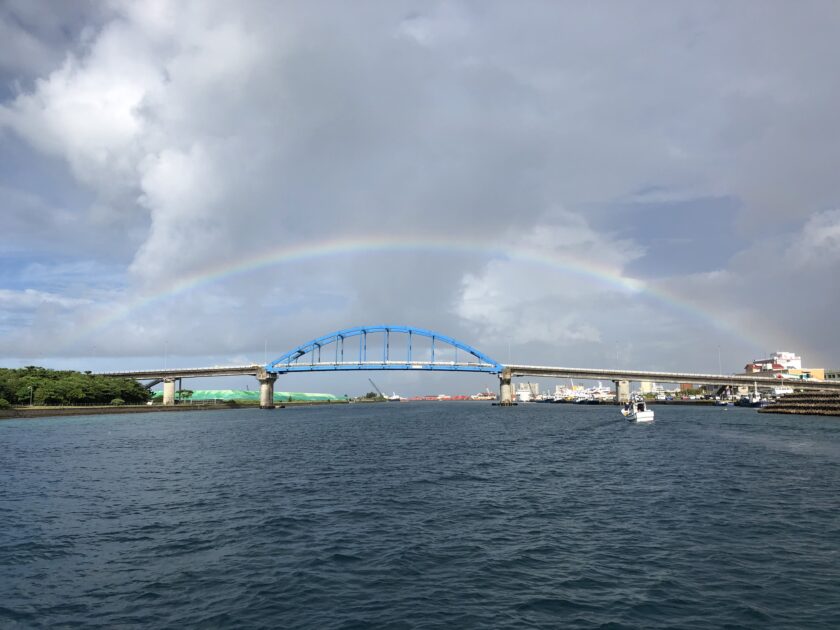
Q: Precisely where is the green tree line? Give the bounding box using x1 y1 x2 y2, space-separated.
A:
0 366 151 407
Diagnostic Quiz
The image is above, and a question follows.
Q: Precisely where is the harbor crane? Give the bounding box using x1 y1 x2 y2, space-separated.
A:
368 378 385 399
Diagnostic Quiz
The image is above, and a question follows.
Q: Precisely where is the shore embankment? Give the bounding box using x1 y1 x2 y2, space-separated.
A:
0 400 348 420
758 392 840 417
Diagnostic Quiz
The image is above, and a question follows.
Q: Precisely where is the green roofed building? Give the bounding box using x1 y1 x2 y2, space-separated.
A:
151 390 344 403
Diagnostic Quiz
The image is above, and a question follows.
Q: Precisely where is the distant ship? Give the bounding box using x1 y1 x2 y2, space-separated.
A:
553 380 585 402
470 389 497 401
515 383 535 403
572 382 615 404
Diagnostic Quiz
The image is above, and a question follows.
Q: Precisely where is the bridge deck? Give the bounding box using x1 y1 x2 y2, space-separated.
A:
98 362 840 391
505 364 840 390
99 365 263 380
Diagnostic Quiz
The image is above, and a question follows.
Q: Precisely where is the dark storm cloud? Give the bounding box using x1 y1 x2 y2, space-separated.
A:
0 0 113 97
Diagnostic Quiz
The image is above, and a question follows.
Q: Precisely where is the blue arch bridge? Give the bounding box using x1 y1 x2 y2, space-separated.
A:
99 324 840 407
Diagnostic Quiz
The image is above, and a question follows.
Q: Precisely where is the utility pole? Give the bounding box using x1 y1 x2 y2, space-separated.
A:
29 385 33 407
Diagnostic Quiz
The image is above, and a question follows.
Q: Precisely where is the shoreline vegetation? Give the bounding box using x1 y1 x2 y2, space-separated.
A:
0 366 150 408
0 366 354 420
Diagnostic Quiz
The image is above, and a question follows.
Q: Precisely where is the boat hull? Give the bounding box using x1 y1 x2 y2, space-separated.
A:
622 399 654 422
627 410 655 423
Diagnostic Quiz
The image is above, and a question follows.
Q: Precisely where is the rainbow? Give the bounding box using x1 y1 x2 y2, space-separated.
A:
65 234 774 353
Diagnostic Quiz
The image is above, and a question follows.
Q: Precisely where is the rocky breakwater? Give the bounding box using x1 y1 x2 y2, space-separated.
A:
759 392 840 417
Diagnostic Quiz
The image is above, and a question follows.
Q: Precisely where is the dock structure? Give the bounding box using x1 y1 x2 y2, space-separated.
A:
498 365 840 405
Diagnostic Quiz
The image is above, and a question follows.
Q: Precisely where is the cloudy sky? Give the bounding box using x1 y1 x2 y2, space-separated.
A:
1 1 839 395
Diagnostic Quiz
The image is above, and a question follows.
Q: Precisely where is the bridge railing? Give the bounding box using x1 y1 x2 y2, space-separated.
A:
267 325 503 374
271 360 500 373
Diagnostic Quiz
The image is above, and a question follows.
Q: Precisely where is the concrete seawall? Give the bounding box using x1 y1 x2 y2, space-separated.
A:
0 400 348 420
758 393 840 417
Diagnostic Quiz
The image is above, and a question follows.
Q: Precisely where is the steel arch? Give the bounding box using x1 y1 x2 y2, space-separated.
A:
266 325 503 374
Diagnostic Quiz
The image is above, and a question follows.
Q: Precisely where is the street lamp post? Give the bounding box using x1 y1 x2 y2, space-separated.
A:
29 385 33 407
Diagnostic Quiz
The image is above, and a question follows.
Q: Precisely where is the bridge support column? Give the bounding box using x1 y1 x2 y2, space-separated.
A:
163 378 176 406
614 380 630 404
257 370 277 409
499 370 514 406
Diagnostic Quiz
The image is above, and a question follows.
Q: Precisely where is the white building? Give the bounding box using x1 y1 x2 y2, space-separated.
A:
771 351 802 369
745 351 802 373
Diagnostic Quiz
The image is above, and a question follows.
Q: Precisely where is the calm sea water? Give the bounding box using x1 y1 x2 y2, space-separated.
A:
2 403 840 628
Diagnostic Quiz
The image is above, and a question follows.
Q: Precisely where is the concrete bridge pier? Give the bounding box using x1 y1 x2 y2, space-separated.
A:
163 378 176 406
614 380 630 404
257 369 277 409
499 370 514 406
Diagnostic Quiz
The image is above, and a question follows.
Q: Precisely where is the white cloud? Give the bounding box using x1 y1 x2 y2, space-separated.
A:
0 288 92 309
455 215 644 347
1 33 159 172
785 208 840 267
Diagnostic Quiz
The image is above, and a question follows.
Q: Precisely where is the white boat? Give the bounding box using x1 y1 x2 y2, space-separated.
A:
515 388 532 403
589 381 615 403
515 382 536 402
621 398 654 423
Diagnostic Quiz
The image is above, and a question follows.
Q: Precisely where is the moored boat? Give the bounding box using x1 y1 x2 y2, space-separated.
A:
515 382 537 403
470 389 497 401
737 390 771 408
